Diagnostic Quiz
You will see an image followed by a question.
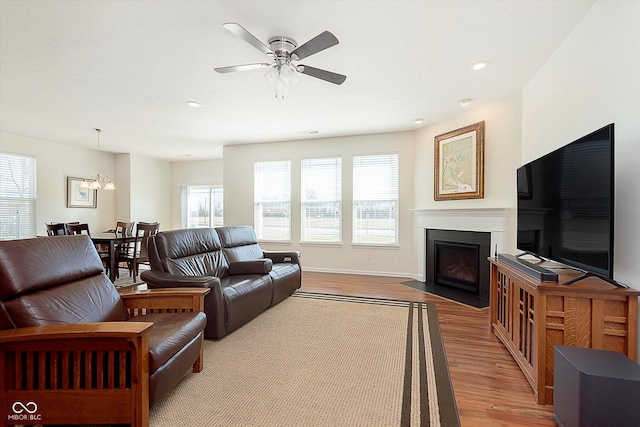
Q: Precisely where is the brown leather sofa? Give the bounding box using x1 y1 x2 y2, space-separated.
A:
141 225 301 339
0 235 208 427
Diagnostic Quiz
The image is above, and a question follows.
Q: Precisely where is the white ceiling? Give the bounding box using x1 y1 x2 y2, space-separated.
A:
0 0 594 161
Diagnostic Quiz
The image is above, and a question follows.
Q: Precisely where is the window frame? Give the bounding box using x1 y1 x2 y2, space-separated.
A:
300 156 342 244
0 151 37 240
183 185 224 229
254 160 292 242
352 153 399 246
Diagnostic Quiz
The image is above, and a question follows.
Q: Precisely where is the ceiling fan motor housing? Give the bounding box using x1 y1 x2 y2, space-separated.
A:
268 36 298 60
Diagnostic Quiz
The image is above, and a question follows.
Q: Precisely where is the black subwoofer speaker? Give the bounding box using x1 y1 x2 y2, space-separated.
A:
553 345 640 427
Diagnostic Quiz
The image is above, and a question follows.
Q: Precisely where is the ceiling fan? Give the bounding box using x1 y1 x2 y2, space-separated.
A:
214 23 346 98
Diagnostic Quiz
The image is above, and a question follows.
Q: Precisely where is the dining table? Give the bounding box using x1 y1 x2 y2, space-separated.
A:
90 233 136 282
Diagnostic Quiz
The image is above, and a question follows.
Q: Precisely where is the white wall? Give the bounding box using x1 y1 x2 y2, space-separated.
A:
522 1 640 353
114 153 131 222
411 94 523 274
128 154 171 228
223 132 415 277
0 131 116 234
169 159 223 230
522 0 640 289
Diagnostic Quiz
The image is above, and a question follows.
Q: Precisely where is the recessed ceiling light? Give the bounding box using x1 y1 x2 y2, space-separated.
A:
414 118 424 124
186 101 201 107
459 98 472 106
472 61 488 71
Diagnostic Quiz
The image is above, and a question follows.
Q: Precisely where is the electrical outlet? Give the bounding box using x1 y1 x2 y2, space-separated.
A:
367 253 372 260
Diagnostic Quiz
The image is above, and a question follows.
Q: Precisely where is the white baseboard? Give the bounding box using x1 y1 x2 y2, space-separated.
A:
302 267 421 281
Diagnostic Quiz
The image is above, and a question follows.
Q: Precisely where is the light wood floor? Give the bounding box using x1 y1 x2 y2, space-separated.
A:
301 271 557 427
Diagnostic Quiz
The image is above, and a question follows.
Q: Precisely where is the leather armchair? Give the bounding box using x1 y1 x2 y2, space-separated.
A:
0 235 208 427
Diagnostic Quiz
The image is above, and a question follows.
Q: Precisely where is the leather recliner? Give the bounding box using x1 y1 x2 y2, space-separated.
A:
141 225 301 339
0 235 208 427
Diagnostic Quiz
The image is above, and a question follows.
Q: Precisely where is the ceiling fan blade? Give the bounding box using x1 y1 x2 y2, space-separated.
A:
214 63 271 73
223 22 275 57
298 65 346 85
291 31 339 60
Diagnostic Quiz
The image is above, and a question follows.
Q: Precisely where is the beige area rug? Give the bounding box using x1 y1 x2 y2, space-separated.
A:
150 292 460 427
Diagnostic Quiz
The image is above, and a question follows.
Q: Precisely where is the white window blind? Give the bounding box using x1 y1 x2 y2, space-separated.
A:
0 152 37 240
185 186 224 228
353 153 398 245
254 160 291 241
301 157 342 243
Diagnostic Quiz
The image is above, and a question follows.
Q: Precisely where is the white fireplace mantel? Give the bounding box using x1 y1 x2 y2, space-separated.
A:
411 207 510 232
412 207 511 281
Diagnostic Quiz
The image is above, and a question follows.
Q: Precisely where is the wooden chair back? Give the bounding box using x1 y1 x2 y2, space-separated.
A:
130 222 160 281
45 223 67 236
66 223 91 236
116 221 135 237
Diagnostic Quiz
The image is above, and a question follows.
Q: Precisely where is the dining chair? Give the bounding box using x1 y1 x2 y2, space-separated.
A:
66 222 91 236
64 221 80 234
45 223 67 236
67 223 112 275
115 221 135 236
119 222 160 281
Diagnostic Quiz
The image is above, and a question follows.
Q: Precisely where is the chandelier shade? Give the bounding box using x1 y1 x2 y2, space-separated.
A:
80 128 115 190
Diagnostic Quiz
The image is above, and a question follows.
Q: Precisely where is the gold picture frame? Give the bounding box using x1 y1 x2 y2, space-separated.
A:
434 121 485 201
67 176 97 208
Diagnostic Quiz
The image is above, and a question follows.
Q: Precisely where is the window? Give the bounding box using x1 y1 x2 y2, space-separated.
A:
353 154 399 245
0 152 37 240
185 186 223 228
301 157 341 243
254 160 291 241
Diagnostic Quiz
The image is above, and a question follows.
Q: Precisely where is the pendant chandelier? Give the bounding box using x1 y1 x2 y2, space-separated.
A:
80 128 115 190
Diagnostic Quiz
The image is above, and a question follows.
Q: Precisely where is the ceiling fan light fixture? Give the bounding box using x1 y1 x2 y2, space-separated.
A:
265 65 279 84
279 63 294 82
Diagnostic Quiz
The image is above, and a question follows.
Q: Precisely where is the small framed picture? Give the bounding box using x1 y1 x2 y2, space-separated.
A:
67 177 97 208
434 121 485 201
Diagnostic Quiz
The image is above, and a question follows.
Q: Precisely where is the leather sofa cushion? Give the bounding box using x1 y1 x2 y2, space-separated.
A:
138 311 207 373
220 274 273 333
0 235 105 300
217 226 264 263
229 259 273 275
5 275 129 328
216 225 258 247
153 228 229 277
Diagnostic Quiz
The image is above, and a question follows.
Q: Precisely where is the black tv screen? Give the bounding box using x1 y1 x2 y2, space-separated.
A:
517 124 614 278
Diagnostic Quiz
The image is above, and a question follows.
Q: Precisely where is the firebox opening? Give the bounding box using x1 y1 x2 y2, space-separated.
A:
435 240 480 294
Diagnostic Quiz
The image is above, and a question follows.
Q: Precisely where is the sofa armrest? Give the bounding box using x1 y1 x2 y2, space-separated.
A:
119 287 210 314
140 270 221 289
229 259 273 275
263 250 301 265
0 321 152 343
139 270 226 339
0 322 152 426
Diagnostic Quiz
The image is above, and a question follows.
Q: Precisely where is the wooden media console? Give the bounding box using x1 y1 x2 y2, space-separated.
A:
488 256 639 404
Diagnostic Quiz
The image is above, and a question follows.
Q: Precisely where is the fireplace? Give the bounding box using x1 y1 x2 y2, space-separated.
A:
425 229 491 305
435 241 480 293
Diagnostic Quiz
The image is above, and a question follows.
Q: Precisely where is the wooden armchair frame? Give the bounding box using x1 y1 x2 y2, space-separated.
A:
0 287 208 427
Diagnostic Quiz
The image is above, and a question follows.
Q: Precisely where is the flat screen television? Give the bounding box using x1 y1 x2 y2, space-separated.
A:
516 123 614 281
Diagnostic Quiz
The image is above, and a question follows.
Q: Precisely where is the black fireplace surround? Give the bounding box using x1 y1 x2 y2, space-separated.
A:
425 229 491 307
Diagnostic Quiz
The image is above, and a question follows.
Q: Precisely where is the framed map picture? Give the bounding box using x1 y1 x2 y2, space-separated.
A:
434 121 485 201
